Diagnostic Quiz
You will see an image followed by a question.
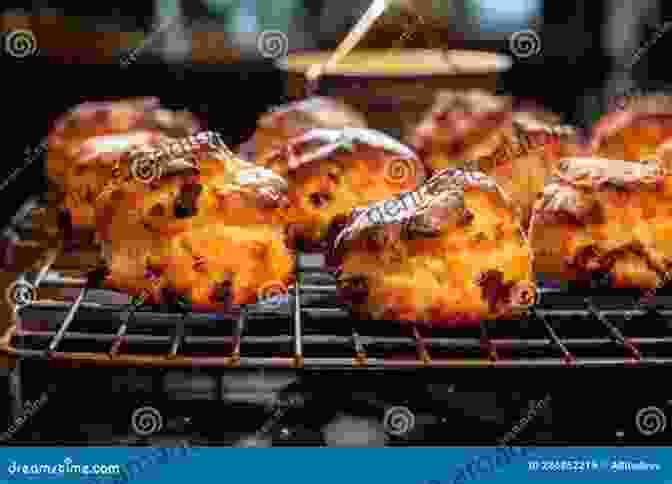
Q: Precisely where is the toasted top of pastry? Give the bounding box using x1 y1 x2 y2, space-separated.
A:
533 158 665 226
591 93 672 152
237 97 367 161
48 98 201 184
258 97 367 131
259 127 420 174
552 157 664 191
411 90 513 154
334 168 511 252
95 133 288 239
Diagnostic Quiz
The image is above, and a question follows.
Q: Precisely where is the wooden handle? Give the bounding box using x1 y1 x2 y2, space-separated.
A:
306 0 389 82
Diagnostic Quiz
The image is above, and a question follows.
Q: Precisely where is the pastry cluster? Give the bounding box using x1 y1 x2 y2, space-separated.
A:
44 90 672 326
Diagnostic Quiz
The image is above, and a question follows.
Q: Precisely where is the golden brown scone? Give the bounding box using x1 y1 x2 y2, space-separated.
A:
95 142 294 309
47 98 200 230
409 91 583 230
237 97 367 162
654 138 672 171
59 130 230 229
333 168 536 327
591 93 672 161
410 90 515 170
48 98 200 187
258 127 427 244
94 132 256 239
529 157 672 288
483 116 583 231
410 91 582 171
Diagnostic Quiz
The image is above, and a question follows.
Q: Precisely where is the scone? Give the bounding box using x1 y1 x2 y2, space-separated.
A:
529 157 672 288
409 90 515 170
483 115 582 230
47 98 200 229
410 90 582 229
237 97 367 162
591 93 672 161
95 142 294 309
654 138 672 171
257 127 427 245
333 168 536 327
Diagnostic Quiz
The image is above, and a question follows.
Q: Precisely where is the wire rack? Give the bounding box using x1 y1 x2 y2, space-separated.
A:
4 197 672 368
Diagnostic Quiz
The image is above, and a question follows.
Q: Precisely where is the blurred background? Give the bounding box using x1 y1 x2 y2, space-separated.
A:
1 0 671 223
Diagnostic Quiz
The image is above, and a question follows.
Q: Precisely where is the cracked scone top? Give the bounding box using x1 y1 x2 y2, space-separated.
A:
59 131 232 229
334 168 536 327
410 90 582 230
47 98 201 228
257 127 427 244
529 157 672 288
95 139 294 309
410 89 514 169
238 97 367 162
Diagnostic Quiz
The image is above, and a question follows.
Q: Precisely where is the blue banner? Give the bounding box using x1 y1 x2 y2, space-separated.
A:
0 447 669 483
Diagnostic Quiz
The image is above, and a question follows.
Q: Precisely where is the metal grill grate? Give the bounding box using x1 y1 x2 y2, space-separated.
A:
4 197 672 368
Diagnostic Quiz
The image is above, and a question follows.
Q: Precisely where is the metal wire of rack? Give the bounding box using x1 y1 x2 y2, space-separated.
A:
3 197 672 372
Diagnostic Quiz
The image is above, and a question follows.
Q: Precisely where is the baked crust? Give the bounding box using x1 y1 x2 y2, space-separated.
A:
334 168 535 326
47 98 201 228
409 90 583 230
237 97 367 162
257 127 427 244
409 90 514 169
591 93 672 161
654 138 672 171
60 131 231 229
529 157 672 288
95 143 294 308
482 116 583 231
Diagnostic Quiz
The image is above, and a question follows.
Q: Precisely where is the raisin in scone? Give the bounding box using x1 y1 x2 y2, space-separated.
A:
257 127 427 244
47 98 201 228
333 168 536 326
48 97 200 188
529 157 672 288
237 97 367 162
95 144 294 309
